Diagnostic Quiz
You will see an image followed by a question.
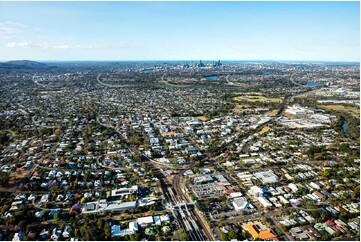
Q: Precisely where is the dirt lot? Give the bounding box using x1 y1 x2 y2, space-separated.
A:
197 116 209 121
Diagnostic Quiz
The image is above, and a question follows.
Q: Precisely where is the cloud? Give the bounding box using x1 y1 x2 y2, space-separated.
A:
6 41 144 50
0 21 27 39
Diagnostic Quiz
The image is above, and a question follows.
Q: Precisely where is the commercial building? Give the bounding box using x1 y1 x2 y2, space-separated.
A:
111 222 138 238
193 175 214 185
137 216 154 226
249 186 263 198
104 201 137 212
111 185 138 197
232 197 249 211
193 183 225 198
253 170 278 184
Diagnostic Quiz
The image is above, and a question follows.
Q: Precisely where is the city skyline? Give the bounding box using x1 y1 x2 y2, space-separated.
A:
0 1 359 61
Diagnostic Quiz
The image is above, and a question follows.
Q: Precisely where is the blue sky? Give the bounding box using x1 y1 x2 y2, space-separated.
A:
0 1 359 61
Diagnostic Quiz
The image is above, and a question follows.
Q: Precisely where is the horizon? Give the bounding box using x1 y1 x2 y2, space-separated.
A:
0 1 359 61
2 59 360 64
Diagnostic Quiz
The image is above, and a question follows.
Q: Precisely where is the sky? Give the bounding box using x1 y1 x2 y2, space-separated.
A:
0 1 359 62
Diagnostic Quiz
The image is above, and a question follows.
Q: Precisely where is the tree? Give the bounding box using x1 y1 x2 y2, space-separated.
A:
0 172 9 186
130 233 140 241
54 212 60 221
104 222 111 240
178 229 188 241
1 205 10 214
218 228 228 241
322 170 331 178
228 230 237 240
18 220 27 229
97 219 104 230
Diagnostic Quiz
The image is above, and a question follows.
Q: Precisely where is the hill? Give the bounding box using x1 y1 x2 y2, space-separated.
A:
0 60 54 73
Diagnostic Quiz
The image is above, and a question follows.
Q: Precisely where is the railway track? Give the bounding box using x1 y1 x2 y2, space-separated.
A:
172 173 215 241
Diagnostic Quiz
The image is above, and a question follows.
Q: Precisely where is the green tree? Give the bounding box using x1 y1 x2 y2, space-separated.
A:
0 205 10 214
228 230 237 240
97 219 104 230
178 229 188 241
54 212 60 221
18 220 27 229
104 222 111 240
0 172 9 186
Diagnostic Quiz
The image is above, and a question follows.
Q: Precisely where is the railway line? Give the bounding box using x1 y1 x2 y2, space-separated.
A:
166 180 206 240
171 173 215 241
96 110 214 241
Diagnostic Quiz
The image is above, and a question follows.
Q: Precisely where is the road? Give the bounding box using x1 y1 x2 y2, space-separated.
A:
93 86 323 241
96 115 214 240
96 74 131 88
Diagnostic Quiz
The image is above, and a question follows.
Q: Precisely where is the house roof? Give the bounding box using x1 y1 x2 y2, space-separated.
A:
245 225 259 239
259 230 277 240
137 216 154 225
245 224 276 240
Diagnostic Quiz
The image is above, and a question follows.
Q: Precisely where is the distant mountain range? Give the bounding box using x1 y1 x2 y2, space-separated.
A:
0 60 55 73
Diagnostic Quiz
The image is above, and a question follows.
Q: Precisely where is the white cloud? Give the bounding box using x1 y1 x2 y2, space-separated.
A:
0 21 27 39
7 41 29 48
6 41 144 50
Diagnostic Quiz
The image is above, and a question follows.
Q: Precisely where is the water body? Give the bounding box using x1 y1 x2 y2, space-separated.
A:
204 71 271 81
305 82 323 87
342 120 350 136
190 87 243 91
204 75 217 81
221 87 243 91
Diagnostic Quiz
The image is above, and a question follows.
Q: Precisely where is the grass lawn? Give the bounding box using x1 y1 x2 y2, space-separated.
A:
319 105 360 118
233 95 283 103
232 104 251 110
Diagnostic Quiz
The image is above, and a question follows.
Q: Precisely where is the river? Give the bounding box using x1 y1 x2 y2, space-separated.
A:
305 82 323 87
204 75 217 81
342 119 350 136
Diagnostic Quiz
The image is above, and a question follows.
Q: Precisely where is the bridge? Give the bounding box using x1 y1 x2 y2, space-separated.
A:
173 202 195 209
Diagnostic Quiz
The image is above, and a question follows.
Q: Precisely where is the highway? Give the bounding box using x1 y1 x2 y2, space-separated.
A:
209 87 321 157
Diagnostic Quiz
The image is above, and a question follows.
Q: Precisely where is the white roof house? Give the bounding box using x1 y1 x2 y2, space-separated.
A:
258 197 273 208
288 183 298 193
232 197 249 211
137 216 154 225
160 214 170 223
129 222 138 232
229 192 243 198
249 186 263 198
309 182 321 190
